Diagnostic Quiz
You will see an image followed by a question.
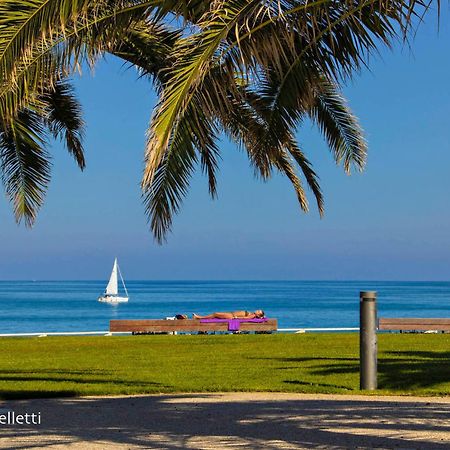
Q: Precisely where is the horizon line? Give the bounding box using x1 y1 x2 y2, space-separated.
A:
0 279 449 283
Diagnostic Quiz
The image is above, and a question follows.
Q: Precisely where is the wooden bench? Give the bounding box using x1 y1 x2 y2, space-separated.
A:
378 318 450 332
110 319 278 334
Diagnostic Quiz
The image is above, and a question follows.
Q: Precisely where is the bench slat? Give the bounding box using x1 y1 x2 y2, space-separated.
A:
110 319 277 333
379 318 450 331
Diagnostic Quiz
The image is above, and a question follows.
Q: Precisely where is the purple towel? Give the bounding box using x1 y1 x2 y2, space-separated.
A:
199 318 268 331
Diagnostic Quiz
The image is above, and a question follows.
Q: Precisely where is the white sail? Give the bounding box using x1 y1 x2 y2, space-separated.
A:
98 258 129 303
105 258 118 295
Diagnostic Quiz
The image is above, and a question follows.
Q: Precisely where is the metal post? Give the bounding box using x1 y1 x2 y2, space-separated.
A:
359 291 377 390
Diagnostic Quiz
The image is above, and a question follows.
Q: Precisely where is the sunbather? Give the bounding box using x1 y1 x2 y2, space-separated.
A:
193 310 265 320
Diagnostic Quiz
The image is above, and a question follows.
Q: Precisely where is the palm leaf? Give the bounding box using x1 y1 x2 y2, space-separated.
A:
219 84 325 214
147 0 428 176
144 0 264 184
41 79 85 169
111 20 180 85
0 0 158 119
285 140 324 214
0 109 51 226
144 60 327 241
308 77 366 173
142 121 198 244
143 88 221 243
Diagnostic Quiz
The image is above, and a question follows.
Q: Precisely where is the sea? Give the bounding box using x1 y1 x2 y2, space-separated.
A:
0 281 449 334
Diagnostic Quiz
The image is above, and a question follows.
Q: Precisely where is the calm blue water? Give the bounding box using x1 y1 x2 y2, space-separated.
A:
0 281 449 333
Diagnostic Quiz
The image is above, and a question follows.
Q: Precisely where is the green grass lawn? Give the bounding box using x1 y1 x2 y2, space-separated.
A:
0 333 449 399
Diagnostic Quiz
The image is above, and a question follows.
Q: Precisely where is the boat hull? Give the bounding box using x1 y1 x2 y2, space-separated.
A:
98 296 129 303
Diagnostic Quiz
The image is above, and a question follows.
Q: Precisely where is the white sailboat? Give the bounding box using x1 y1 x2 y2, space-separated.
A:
98 258 129 303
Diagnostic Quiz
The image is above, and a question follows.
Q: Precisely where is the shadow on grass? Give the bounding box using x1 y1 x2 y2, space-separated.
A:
0 394 449 449
284 380 353 391
0 390 77 400
379 351 450 390
0 368 172 400
267 351 450 391
0 369 113 375
0 374 167 387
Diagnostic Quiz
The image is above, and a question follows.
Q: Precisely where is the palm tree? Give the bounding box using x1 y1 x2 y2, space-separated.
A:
0 1 437 241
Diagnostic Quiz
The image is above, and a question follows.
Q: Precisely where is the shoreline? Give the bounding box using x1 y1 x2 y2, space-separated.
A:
0 327 361 337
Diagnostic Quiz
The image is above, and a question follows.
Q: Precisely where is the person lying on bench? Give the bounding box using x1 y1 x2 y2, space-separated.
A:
193 310 265 320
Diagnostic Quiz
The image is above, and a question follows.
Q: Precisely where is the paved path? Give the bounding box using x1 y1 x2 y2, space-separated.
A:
0 393 449 449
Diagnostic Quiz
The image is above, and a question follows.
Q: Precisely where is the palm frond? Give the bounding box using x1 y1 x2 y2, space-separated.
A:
142 121 198 244
218 84 325 215
111 20 180 85
0 0 157 119
285 140 324 215
271 148 310 213
144 1 263 182
308 77 366 173
147 0 430 175
145 58 326 241
0 109 51 226
41 79 85 169
253 67 366 176
143 86 221 242
144 1 432 239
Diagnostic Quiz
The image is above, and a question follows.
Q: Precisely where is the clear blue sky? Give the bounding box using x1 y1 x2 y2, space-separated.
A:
1 10 450 281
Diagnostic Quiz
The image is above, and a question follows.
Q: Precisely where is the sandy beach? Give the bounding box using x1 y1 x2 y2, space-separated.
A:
0 393 449 449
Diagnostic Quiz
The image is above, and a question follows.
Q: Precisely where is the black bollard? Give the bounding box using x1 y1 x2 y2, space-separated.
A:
360 291 377 390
